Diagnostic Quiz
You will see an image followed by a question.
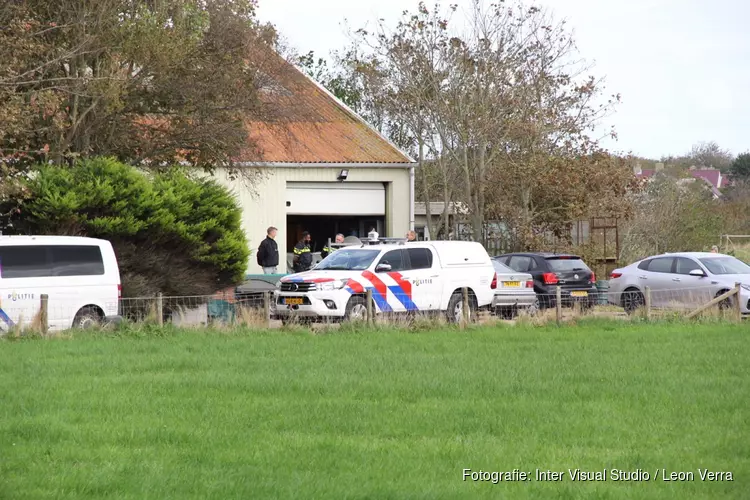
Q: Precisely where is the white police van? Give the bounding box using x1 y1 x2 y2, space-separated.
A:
274 239 497 323
0 236 122 331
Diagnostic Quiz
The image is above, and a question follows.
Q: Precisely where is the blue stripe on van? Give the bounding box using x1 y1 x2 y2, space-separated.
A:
0 308 15 327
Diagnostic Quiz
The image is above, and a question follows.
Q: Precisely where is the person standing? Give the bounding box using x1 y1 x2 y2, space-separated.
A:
293 231 313 273
321 233 345 258
711 245 719 253
257 226 279 274
406 230 417 242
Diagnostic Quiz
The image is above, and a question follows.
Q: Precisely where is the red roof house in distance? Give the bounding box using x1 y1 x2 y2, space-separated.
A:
633 163 728 198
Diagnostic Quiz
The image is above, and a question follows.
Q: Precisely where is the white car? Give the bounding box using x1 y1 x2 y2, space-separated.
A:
490 259 537 319
0 235 122 331
608 252 750 314
274 240 497 323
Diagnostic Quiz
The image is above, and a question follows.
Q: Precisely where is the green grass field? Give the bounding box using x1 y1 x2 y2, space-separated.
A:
1 320 748 499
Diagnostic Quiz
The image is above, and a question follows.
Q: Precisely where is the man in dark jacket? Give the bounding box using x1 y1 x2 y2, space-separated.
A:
256 226 279 274
293 231 313 273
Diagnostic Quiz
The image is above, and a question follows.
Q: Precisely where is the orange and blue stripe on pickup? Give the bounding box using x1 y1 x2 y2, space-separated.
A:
386 272 418 311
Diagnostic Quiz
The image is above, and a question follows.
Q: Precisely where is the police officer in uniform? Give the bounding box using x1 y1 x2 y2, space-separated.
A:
293 231 313 272
321 233 345 258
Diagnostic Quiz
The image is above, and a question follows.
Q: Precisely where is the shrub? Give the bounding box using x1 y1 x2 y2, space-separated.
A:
7 157 249 297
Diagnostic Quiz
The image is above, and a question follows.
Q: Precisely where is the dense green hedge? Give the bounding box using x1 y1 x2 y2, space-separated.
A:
7 157 248 297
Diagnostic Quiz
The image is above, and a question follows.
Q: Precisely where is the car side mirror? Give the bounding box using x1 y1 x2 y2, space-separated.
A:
689 269 706 277
375 263 392 273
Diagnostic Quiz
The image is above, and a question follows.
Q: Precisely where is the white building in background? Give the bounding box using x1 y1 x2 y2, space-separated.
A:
413 202 470 240
215 52 416 274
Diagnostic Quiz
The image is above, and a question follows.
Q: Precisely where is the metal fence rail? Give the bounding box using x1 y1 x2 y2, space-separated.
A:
0 284 744 335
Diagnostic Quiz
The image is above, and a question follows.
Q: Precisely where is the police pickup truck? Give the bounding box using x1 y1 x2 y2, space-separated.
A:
274 239 498 323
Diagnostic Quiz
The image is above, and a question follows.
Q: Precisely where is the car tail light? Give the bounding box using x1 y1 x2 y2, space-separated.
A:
590 272 596 283
491 272 497 289
117 284 122 298
610 272 622 279
525 280 534 288
542 272 558 285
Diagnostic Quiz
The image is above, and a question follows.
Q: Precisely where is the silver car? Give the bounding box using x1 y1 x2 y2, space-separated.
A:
608 252 750 314
491 259 538 319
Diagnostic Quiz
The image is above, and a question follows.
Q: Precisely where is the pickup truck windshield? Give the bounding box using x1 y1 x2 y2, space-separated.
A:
315 249 381 271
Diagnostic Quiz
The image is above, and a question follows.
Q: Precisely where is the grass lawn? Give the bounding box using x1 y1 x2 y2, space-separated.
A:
1 319 748 499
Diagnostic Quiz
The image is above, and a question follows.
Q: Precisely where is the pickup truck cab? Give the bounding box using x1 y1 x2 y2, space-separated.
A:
274 240 497 323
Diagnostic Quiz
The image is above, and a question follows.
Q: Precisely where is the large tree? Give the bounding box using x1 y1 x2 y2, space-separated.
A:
6 157 249 297
0 0 275 172
324 1 631 246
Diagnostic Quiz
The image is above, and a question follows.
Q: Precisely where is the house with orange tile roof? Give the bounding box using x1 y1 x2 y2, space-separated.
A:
215 51 416 274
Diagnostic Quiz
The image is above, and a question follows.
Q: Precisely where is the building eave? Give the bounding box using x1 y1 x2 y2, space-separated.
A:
234 161 417 169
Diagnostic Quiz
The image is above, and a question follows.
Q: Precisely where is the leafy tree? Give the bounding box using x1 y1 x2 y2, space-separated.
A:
729 152 750 181
295 49 371 119
0 0 275 173
621 175 723 262
6 157 249 297
331 1 629 246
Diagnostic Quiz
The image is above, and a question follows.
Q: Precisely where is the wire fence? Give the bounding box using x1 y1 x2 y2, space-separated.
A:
0 284 745 335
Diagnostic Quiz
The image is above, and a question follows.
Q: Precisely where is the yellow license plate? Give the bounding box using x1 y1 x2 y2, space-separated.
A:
283 297 304 305
571 291 588 298
502 281 521 287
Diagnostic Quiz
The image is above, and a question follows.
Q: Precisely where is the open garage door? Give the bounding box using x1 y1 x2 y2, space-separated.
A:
286 182 385 215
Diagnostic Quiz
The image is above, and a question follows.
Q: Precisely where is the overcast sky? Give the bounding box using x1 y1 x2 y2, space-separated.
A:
257 0 749 160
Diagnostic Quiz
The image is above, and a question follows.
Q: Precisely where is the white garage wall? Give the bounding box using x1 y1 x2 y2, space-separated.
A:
215 165 411 274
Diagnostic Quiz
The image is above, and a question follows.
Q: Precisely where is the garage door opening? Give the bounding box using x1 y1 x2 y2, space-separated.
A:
286 215 385 252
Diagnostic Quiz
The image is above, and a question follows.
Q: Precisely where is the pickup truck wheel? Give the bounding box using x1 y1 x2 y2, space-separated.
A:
447 292 473 324
345 296 368 322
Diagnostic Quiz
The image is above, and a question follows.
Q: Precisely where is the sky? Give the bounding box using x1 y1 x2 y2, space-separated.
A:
257 0 750 160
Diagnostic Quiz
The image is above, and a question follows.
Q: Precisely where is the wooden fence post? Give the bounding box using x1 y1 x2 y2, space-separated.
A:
156 292 163 327
40 294 48 335
462 287 470 328
555 286 562 325
645 286 652 321
263 291 271 328
734 282 742 322
366 289 373 326
686 287 740 319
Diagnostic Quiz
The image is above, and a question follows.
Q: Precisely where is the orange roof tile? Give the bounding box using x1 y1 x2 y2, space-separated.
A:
239 52 413 164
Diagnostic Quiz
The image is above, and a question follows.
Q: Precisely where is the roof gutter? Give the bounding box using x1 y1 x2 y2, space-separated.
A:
234 162 416 169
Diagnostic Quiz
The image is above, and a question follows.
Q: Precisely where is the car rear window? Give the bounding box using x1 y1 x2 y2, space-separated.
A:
492 260 515 274
546 258 590 272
